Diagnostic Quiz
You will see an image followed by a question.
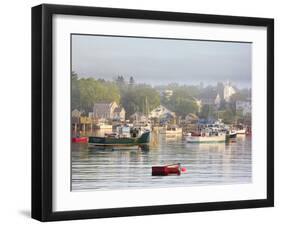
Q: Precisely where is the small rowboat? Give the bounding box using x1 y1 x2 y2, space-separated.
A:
72 137 88 143
152 163 186 176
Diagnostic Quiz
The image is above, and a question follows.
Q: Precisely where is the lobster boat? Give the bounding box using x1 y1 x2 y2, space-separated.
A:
88 131 150 147
152 163 186 176
72 137 88 143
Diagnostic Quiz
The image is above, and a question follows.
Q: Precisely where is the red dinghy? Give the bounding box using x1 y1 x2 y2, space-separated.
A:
72 137 88 143
152 163 186 176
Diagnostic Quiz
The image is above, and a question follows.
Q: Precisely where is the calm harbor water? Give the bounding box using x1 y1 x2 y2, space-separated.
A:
71 130 252 191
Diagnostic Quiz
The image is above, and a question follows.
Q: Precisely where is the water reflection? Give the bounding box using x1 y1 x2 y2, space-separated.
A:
72 131 252 191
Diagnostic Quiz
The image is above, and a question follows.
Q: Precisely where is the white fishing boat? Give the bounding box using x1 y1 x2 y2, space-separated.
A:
116 124 131 138
185 132 226 143
161 125 182 135
234 124 246 134
236 129 246 134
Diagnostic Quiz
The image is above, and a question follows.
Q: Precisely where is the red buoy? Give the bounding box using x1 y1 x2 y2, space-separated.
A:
181 167 187 173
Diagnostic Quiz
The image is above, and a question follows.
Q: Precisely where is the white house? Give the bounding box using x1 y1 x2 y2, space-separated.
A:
149 105 175 119
223 81 236 102
162 89 173 99
113 106 126 121
214 94 221 107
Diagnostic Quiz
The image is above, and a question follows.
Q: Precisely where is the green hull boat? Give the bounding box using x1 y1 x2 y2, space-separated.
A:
88 131 150 147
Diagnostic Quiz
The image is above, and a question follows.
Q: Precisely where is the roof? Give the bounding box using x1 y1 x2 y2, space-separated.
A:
71 109 81 117
114 106 124 113
130 112 146 118
93 102 116 111
186 113 198 119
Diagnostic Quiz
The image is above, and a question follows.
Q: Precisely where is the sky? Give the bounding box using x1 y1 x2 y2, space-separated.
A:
72 34 252 88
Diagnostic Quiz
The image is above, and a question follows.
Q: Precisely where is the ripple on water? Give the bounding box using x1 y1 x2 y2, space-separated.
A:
71 134 252 191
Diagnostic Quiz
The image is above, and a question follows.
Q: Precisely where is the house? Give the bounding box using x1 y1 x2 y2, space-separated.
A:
72 109 81 124
223 81 236 102
214 94 221 108
113 106 126 121
149 105 175 119
199 82 236 108
185 113 199 124
162 89 173 99
130 112 148 123
72 109 81 118
92 102 125 120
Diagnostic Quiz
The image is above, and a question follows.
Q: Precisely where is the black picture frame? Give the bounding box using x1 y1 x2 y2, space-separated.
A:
32 4 274 222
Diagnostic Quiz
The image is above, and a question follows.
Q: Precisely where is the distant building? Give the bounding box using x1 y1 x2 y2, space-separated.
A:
214 94 221 107
88 112 94 118
113 106 126 121
71 109 81 124
149 105 175 119
224 81 236 102
162 89 173 99
236 100 251 115
185 113 199 124
92 102 125 120
193 98 202 112
72 109 81 118
130 112 148 123
199 81 236 108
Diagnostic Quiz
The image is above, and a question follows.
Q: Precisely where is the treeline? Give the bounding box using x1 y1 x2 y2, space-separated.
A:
72 72 160 117
72 72 120 113
72 71 251 123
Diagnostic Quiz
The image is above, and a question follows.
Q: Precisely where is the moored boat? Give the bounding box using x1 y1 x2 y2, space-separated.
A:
227 130 237 139
116 124 131 138
95 123 112 129
72 137 88 143
186 132 226 143
161 125 182 135
236 129 246 134
88 131 150 147
234 124 246 134
246 127 252 136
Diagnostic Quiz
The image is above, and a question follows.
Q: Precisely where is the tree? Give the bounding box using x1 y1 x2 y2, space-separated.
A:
116 75 125 86
200 104 215 119
120 84 160 118
78 78 120 113
71 71 80 110
164 88 198 116
129 76 135 86
221 109 236 124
